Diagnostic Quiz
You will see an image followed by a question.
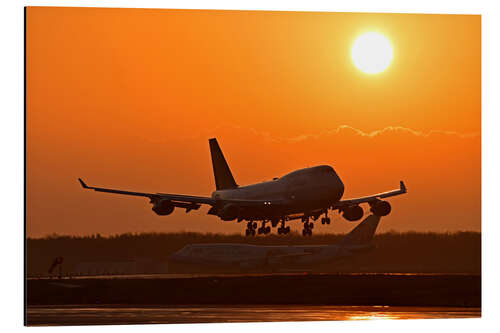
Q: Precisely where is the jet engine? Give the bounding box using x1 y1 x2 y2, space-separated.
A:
341 205 364 222
370 200 391 217
219 204 239 221
152 199 175 216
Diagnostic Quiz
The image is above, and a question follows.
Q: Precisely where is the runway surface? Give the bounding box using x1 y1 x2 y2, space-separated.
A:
26 305 481 326
27 272 481 308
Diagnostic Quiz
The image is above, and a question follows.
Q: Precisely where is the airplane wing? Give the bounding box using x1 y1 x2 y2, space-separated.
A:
78 178 215 206
333 181 407 208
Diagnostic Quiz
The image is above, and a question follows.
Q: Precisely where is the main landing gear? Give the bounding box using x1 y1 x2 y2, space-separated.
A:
257 221 271 235
245 219 289 236
277 218 290 235
245 211 330 237
301 216 314 236
321 210 331 225
245 221 257 236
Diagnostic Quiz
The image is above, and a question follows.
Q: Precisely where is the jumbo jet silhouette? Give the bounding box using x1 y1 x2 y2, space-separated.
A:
79 138 406 236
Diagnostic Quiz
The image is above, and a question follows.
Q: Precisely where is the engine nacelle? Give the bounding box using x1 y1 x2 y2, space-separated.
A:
342 205 364 222
370 200 391 217
219 204 239 221
152 199 175 216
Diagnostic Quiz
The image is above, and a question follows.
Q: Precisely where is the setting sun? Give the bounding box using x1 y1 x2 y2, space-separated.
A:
352 32 393 74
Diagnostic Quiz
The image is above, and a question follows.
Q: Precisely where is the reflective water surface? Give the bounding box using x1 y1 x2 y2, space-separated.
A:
28 272 480 280
27 305 480 326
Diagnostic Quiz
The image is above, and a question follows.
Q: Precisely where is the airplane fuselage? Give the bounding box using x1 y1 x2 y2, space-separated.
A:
211 165 345 220
171 244 337 267
170 243 368 270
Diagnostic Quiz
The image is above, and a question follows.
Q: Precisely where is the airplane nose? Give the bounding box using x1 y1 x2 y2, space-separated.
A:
338 178 345 196
331 174 344 199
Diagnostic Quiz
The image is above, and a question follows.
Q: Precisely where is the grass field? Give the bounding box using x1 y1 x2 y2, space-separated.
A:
26 230 481 275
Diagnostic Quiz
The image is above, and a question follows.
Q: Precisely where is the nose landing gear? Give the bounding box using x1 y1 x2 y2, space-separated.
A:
321 210 331 225
321 217 331 224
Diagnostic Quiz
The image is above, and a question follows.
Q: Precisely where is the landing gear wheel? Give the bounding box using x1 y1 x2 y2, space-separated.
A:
246 220 259 236
257 221 270 235
326 217 331 225
302 222 313 236
278 217 289 236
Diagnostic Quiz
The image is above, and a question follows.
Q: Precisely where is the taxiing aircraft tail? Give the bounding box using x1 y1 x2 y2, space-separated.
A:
209 138 238 190
339 215 381 247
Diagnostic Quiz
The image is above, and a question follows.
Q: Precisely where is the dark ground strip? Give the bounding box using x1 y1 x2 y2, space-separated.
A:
27 273 480 307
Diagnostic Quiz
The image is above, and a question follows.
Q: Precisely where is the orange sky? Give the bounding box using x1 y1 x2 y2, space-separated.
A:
26 7 481 237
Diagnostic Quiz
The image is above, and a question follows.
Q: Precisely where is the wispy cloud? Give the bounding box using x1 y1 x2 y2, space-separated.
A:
139 123 480 145
287 125 480 142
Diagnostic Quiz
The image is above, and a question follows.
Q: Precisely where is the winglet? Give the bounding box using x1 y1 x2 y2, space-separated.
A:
400 181 407 193
78 178 90 189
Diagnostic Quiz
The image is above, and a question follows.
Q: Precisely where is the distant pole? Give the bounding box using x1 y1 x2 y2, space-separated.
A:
48 256 64 279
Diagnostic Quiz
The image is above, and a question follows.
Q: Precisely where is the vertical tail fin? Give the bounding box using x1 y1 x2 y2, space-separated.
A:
209 138 238 190
340 215 381 246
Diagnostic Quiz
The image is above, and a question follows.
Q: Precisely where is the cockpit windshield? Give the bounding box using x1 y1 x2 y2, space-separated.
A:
281 165 334 179
315 165 333 173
